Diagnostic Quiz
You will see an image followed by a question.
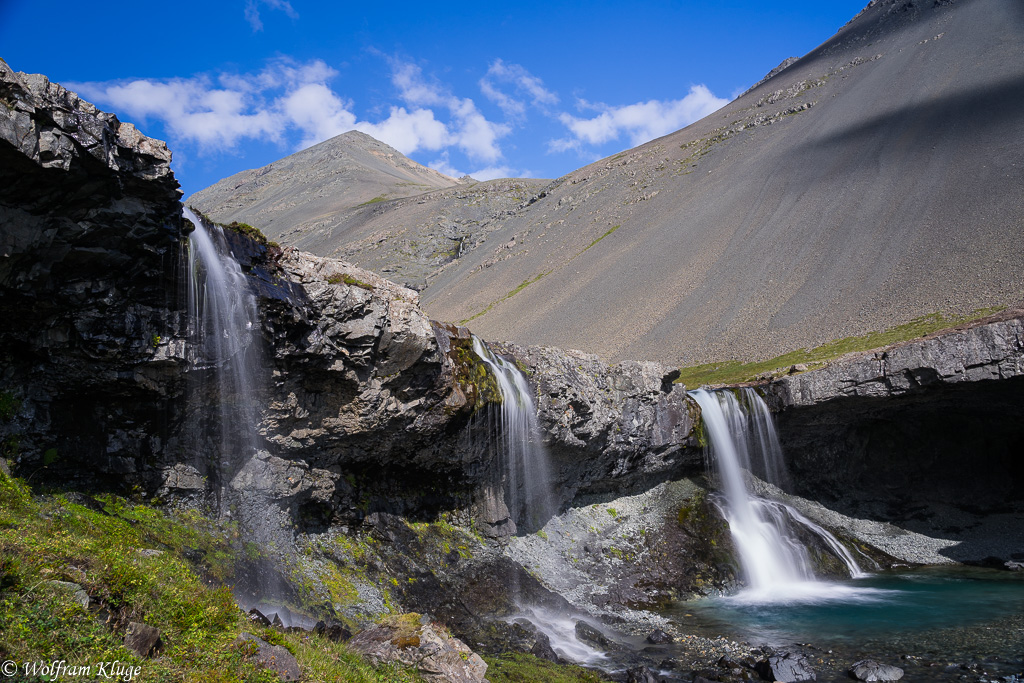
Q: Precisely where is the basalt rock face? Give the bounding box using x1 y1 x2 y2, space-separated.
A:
494 342 701 508
762 312 1024 560
0 59 188 489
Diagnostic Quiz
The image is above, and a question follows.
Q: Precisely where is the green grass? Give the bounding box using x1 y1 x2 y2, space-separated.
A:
358 195 389 207
0 470 423 682
483 653 609 683
676 307 1006 388
577 225 620 257
460 271 550 324
327 273 374 290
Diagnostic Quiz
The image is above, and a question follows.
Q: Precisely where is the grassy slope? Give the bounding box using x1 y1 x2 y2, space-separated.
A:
0 471 610 683
0 472 422 682
676 307 1006 388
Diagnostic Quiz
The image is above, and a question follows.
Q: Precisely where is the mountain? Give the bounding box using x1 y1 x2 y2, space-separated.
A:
189 130 461 246
193 0 1024 367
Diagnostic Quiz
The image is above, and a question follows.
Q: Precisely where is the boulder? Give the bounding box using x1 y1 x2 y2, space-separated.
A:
235 633 301 681
645 628 673 644
849 660 904 682
529 632 561 663
755 652 816 681
123 622 161 658
347 615 487 683
46 580 90 610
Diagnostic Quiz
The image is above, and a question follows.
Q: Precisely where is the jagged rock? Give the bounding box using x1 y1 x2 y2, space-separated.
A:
529 632 561 663
495 342 701 504
755 652 816 681
645 628 673 644
235 632 301 681
247 608 272 627
574 620 610 649
0 59 187 492
849 659 904 681
767 314 1024 407
347 616 488 683
626 666 661 683
123 622 161 658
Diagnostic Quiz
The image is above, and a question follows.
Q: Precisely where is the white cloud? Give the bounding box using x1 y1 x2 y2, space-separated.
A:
479 60 558 121
76 77 280 149
355 107 450 155
389 60 510 163
555 85 727 150
72 56 514 171
467 166 514 181
428 153 522 182
245 0 298 32
280 83 357 149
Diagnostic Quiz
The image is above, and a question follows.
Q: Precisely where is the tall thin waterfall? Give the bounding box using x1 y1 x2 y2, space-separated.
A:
691 388 864 602
472 336 554 532
184 207 265 487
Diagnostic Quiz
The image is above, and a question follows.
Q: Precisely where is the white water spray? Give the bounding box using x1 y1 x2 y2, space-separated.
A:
691 388 865 603
472 336 554 531
184 207 265 481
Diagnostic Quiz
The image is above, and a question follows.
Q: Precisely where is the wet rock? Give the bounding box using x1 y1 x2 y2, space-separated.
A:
530 632 561 663
124 622 162 658
755 651 816 681
235 632 301 681
575 620 610 649
849 660 904 681
247 608 272 627
324 622 352 642
626 666 660 682
646 629 673 644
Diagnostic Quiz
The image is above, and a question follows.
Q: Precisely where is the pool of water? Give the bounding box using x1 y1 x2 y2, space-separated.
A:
666 567 1024 680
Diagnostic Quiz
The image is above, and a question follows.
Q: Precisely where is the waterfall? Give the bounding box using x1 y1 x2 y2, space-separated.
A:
184 207 265 488
472 336 554 532
691 388 864 603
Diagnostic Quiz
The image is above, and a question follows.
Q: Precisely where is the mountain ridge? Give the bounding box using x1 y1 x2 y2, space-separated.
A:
193 0 1024 367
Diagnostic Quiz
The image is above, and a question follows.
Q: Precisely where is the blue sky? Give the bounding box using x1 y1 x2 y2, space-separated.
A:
1 1 866 197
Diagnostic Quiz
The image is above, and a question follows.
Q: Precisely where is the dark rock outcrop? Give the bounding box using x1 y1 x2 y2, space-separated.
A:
762 312 1024 561
0 58 187 491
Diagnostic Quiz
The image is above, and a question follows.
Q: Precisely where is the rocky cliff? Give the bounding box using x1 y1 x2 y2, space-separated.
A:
762 310 1024 563
0 57 187 489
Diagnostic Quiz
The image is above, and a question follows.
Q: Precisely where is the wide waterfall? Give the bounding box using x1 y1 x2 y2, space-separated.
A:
691 388 865 603
472 336 555 532
184 207 265 494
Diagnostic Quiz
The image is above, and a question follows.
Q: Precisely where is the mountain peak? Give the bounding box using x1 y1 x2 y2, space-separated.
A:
189 130 458 238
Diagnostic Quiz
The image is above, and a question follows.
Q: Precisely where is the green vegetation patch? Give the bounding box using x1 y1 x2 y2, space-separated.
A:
327 273 375 290
461 271 550 323
483 653 609 683
676 308 1006 388
576 225 620 257
0 469 423 682
358 194 389 207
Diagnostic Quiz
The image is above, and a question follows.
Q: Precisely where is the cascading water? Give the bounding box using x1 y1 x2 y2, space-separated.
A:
472 336 554 531
691 388 865 603
184 207 265 497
